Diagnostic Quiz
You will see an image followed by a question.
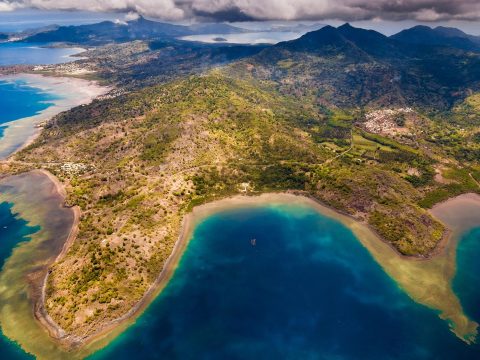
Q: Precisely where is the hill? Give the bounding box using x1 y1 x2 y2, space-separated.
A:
21 16 247 45
225 24 480 109
391 25 480 51
12 70 480 339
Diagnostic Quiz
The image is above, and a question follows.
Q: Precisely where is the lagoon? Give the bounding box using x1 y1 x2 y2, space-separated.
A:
0 202 37 360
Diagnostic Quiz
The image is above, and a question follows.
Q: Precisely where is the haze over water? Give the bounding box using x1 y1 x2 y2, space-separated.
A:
0 42 84 66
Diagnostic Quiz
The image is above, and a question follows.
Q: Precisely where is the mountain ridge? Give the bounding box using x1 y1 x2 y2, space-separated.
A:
229 23 480 109
20 16 248 45
391 25 480 51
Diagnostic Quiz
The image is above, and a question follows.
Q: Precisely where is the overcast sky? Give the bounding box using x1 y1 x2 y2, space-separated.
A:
1 1 480 35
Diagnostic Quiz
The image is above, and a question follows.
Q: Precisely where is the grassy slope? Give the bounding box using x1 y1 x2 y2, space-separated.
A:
16 72 477 337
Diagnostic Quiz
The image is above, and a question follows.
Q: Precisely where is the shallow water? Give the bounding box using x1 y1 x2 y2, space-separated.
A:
87 204 480 359
0 42 83 66
0 202 38 360
0 78 61 158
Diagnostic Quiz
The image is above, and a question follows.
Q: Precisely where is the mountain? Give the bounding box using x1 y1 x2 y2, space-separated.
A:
21 16 247 45
229 23 480 109
276 23 403 60
391 25 480 51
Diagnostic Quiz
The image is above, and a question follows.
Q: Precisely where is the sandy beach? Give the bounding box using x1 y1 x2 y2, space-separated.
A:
0 73 110 159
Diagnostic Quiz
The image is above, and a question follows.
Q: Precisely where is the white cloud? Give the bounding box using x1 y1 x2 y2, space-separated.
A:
0 1 22 11
1 0 480 22
124 10 140 21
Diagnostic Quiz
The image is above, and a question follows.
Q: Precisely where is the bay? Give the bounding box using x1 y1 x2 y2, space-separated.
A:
0 42 84 66
88 204 480 359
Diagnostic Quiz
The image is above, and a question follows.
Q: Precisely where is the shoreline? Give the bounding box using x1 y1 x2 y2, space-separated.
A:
0 73 110 159
33 169 82 346
30 177 198 352
35 187 480 351
0 170 79 359
1 170 480 357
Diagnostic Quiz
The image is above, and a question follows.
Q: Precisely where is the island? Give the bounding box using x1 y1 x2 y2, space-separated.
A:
0 21 479 359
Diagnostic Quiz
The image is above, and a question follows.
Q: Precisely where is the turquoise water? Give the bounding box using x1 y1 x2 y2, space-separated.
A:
0 42 83 66
454 227 480 329
0 202 479 359
0 79 59 126
0 202 37 360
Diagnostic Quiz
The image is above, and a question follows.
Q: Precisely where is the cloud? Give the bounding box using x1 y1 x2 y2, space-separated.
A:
1 0 480 22
0 0 184 19
124 10 140 21
0 1 21 11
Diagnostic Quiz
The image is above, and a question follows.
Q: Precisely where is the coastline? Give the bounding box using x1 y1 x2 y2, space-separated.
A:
36 190 480 351
1 169 480 357
0 73 110 159
33 170 82 345
0 170 79 359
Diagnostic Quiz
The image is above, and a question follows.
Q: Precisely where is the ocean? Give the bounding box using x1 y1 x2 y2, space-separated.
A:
454 227 480 329
0 78 60 159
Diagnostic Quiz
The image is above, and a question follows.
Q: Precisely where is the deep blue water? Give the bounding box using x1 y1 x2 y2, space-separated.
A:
0 79 59 128
88 205 480 360
0 42 83 66
0 203 479 359
0 202 38 360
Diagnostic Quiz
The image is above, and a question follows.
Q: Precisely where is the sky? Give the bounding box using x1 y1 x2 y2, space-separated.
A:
0 1 480 36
